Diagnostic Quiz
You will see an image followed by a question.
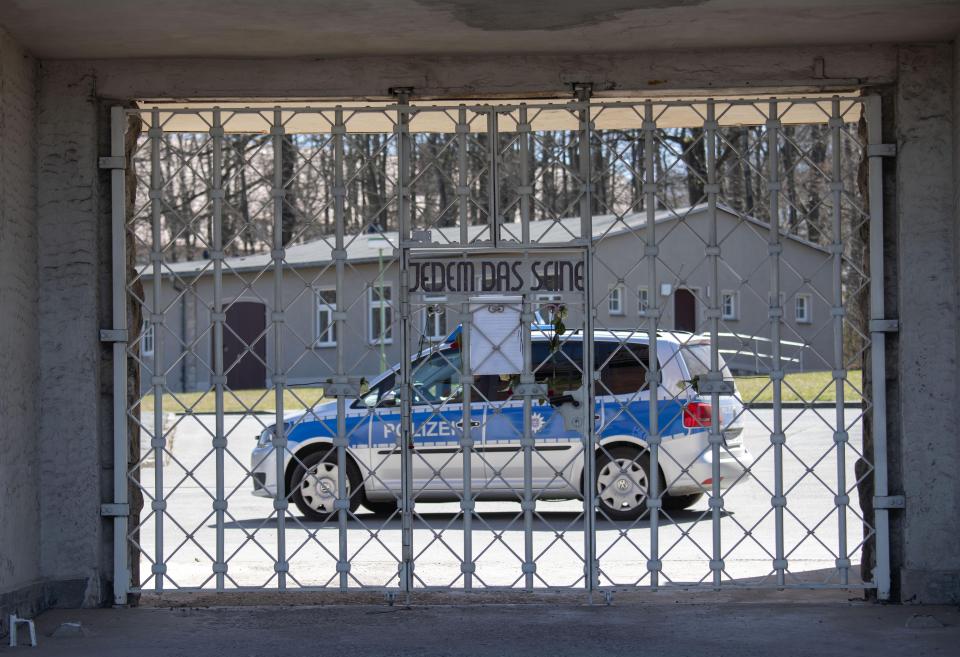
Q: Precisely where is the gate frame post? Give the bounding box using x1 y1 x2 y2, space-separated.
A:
865 94 893 601
394 88 415 598
573 83 599 596
107 105 130 606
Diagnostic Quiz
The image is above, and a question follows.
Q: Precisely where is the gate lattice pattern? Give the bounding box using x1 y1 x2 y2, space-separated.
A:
106 93 891 601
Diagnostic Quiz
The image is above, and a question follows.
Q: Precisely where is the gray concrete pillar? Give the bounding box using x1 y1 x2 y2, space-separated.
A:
0 28 41 631
893 43 960 603
36 62 110 607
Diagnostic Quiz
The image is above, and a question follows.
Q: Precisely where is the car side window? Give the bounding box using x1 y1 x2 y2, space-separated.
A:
532 340 583 396
595 342 652 395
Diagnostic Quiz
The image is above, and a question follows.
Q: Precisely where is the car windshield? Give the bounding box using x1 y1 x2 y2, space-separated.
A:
357 348 462 407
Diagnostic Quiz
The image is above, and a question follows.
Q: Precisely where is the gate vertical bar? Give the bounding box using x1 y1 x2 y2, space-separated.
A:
519 102 535 590
460 300 474 591
458 106 469 246
109 106 130 605
520 292 535 590
455 104 475 590
829 97 850 585
766 100 787 585
210 108 227 591
643 101 662 588
333 107 350 590
488 109 500 246
704 100 724 588
518 104 532 246
865 94 892 600
575 86 597 595
148 108 166 592
396 93 415 596
271 108 288 590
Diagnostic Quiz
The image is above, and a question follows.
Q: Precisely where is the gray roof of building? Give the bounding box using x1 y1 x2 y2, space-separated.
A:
144 204 826 278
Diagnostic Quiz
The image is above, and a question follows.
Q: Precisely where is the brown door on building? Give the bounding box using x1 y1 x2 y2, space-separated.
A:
674 288 697 333
224 301 266 390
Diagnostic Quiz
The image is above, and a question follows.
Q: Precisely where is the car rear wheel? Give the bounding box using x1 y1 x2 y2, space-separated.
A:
595 446 654 521
291 450 361 521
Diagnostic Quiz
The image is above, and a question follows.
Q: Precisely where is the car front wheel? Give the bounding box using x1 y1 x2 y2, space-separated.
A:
291 451 361 521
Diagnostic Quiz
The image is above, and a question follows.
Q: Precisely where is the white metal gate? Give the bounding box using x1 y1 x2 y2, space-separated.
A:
105 92 892 602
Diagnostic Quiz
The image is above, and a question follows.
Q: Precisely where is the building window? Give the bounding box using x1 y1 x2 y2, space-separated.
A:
535 293 563 322
315 288 337 347
638 287 649 316
795 293 812 324
368 283 393 344
721 291 738 320
424 295 448 341
142 321 154 356
608 285 624 315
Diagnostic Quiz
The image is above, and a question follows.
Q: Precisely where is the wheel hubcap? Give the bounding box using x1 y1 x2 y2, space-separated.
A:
300 461 348 514
597 458 647 512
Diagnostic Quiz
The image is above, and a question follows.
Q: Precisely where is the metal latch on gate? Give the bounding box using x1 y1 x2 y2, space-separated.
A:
873 495 905 510
100 503 129 517
554 387 586 432
99 329 128 343
697 379 735 395
694 373 735 395
869 319 899 333
514 382 548 399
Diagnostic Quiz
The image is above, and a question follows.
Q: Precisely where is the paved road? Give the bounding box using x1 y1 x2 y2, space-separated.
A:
25 601 960 657
134 408 869 592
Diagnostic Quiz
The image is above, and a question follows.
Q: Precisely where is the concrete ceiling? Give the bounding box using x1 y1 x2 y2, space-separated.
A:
2 0 959 59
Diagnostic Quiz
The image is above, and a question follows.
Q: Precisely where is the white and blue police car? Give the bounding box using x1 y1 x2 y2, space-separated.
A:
251 329 750 520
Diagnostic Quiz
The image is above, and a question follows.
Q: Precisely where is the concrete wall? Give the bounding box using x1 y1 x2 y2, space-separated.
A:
35 63 109 607
894 43 960 604
0 28 39 623
0 37 954 613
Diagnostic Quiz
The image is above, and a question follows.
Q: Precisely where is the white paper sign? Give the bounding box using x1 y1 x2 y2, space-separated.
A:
469 295 523 376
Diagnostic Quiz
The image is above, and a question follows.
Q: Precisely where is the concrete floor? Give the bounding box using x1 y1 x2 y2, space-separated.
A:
133 408 867 591
11 596 959 657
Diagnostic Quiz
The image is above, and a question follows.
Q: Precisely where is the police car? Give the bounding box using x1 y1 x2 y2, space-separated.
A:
251 330 750 521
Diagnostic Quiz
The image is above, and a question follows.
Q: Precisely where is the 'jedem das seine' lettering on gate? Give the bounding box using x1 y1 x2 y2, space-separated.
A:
410 259 584 293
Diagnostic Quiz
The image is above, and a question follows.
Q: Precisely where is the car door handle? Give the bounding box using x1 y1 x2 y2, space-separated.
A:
455 420 481 429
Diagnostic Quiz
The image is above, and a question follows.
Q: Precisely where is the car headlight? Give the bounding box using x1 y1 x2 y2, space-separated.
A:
257 421 294 448
257 427 274 448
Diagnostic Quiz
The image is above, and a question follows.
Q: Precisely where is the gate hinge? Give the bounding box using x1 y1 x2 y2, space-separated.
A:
98 156 126 169
873 495 905 510
867 144 896 158
101 503 129 517
100 329 128 343
571 82 593 99
869 318 899 333
389 87 413 102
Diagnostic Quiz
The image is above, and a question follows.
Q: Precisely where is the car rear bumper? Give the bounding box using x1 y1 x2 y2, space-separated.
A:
660 429 752 496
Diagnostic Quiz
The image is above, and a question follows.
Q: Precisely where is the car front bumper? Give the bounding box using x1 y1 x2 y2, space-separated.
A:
250 445 278 498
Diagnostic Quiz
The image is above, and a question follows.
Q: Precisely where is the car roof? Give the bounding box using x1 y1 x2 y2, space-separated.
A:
529 328 708 347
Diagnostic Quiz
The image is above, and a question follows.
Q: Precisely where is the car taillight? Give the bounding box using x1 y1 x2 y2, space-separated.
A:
683 401 712 428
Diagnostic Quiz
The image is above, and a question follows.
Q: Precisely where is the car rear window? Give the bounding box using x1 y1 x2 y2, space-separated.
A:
681 343 733 381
